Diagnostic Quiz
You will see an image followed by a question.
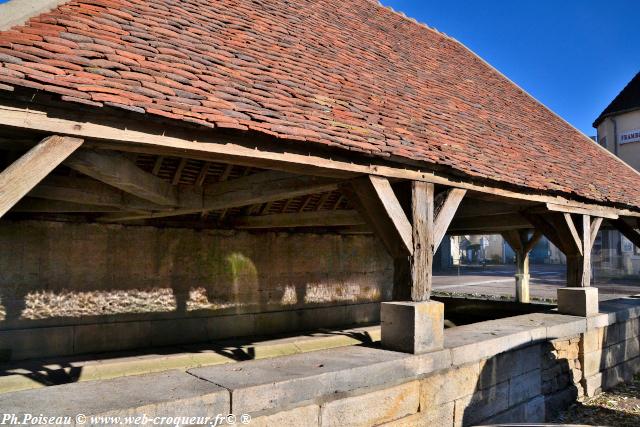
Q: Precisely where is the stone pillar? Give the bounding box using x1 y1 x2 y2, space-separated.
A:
381 300 444 353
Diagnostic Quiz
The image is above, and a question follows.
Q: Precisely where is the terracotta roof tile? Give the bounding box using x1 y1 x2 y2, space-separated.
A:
0 0 639 209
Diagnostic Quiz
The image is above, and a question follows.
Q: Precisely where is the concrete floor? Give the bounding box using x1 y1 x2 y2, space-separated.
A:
434 264 640 301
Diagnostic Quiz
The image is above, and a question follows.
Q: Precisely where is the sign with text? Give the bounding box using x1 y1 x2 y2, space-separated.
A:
620 129 640 145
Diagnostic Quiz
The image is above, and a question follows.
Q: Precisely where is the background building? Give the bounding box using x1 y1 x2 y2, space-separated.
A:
594 72 640 277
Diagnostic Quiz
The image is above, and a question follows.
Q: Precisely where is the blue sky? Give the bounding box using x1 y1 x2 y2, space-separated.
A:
383 0 639 135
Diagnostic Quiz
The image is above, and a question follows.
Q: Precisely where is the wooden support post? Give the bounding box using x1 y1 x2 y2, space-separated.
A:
524 210 603 316
343 177 465 301
408 181 434 302
0 135 83 218
502 229 541 303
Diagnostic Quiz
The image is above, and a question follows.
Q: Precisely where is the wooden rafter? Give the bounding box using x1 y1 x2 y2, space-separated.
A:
0 135 83 218
28 175 163 212
65 150 179 206
101 171 341 222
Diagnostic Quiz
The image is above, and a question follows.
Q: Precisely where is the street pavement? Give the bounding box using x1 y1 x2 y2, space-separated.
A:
433 264 640 301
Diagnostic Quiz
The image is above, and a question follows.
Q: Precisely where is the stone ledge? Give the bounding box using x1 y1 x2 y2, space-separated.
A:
0 370 229 419
187 345 450 414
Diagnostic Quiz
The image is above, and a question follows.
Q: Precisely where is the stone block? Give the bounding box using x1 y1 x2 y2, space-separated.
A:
478 344 541 389
544 386 579 419
150 317 208 347
420 362 480 407
582 373 602 397
0 370 229 418
582 350 603 377
188 345 414 413
586 313 612 330
381 301 444 354
480 402 526 425
453 381 509 426
557 287 599 317
379 401 454 426
206 313 255 340
250 405 319 427
0 326 73 361
446 326 534 366
73 321 152 354
525 395 546 423
319 381 419 427
509 369 541 406
544 316 586 340
580 329 604 355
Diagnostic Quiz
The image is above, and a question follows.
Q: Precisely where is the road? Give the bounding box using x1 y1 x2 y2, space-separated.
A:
433 264 640 301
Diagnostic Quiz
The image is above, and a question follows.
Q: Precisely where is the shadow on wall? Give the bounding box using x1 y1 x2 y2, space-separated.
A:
0 326 377 389
457 339 582 426
0 220 392 325
458 328 640 426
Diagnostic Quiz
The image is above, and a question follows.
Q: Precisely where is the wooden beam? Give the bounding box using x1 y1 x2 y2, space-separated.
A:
102 171 340 222
65 150 179 206
521 212 564 254
233 210 364 229
28 175 165 211
612 218 640 248
562 213 583 256
544 202 619 220
11 198 122 213
340 175 413 258
409 181 434 302
524 230 543 254
590 217 603 252
2 103 638 218
433 188 466 249
0 135 83 218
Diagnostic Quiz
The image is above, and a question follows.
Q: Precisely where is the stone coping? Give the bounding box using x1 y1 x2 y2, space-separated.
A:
2 296 640 418
0 325 380 394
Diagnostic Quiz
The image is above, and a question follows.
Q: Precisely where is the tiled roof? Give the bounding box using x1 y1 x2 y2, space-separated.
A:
594 72 640 127
1 0 640 209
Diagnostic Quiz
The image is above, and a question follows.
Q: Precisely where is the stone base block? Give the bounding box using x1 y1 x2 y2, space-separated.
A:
557 287 599 317
381 301 444 354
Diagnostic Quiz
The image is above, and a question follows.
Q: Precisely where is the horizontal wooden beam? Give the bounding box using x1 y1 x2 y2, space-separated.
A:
233 210 364 229
0 135 83 218
65 150 179 206
1 103 637 218
544 202 619 220
101 171 340 222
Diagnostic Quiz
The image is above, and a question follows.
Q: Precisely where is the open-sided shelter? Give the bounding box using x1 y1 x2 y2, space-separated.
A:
1 0 640 357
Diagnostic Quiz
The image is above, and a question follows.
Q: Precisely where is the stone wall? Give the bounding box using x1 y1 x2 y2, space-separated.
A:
4 297 640 426
243 299 640 426
581 315 640 396
0 220 392 360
